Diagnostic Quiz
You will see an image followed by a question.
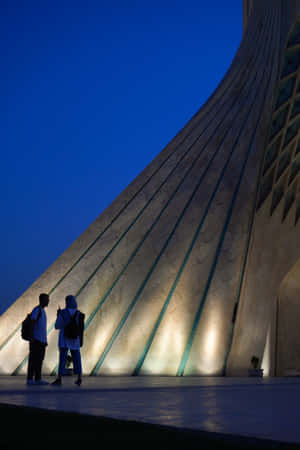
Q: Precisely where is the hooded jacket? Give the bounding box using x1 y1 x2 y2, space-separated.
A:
54 296 84 349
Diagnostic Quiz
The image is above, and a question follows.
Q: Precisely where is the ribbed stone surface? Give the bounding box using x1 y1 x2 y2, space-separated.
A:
1 0 300 377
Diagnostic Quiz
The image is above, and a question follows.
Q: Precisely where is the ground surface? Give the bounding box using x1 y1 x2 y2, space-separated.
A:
0 376 300 448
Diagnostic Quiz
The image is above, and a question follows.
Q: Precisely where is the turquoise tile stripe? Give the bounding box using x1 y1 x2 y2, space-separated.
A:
84 11 273 376
177 10 277 377
8 3 264 378
50 131 229 375
133 12 273 376
1 4 260 361
3 51 244 363
27 28 263 378
222 2 284 375
51 85 241 376
13 90 244 377
0 325 22 353
90 39 270 377
15 74 239 377
90 137 229 375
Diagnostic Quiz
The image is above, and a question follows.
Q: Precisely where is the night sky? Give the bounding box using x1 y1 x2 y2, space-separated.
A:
1 0 242 315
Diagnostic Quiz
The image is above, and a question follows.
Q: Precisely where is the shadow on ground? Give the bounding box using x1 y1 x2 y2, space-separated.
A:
1 402 300 450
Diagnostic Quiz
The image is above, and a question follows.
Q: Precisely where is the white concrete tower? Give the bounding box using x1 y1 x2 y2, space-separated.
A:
1 0 300 377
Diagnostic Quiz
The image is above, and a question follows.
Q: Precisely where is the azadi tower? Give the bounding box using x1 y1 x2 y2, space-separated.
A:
1 0 300 377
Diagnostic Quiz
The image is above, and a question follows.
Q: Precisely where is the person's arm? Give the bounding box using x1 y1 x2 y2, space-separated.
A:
29 319 36 341
55 308 66 329
29 307 41 339
79 312 85 347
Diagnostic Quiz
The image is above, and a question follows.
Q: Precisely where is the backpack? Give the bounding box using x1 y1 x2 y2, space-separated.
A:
21 307 41 341
64 311 80 339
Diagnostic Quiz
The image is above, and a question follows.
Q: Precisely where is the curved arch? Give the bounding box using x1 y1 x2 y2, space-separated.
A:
257 18 300 221
277 258 300 376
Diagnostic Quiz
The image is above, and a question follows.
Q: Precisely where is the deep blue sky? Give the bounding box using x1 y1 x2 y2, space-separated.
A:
1 0 243 314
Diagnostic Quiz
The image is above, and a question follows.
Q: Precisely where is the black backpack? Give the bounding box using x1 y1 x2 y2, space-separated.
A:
64 311 80 339
21 307 41 341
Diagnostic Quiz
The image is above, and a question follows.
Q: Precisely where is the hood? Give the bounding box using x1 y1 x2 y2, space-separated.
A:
65 295 77 309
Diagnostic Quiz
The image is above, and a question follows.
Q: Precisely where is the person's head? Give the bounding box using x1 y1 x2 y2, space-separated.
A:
65 295 77 309
39 293 49 308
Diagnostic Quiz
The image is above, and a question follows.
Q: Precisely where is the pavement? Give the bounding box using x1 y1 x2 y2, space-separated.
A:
0 376 300 448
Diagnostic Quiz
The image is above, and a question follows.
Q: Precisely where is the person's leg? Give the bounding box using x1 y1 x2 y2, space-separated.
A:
27 341 35 383
31 340 40 380
34 341 46 382
70 349 82 385
52 348 68 385
58 347 68 377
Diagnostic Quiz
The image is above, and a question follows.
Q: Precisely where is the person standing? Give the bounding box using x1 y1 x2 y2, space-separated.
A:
52 295 84 386
27 292 50 385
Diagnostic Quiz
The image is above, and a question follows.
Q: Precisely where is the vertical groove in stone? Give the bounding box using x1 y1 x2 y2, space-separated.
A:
1 1 299 377
222 1 282 375
133 7 274 377
51 6 275 376
0 0 265 358
177 19 277 376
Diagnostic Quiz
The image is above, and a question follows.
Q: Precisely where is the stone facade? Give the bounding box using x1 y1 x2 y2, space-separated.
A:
1 0 300 376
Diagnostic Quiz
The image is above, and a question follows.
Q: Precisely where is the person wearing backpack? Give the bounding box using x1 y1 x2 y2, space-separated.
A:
52 295 84 386
27 293 50 386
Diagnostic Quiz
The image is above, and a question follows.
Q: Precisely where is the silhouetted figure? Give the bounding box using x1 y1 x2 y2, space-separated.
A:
27 293 50 385
52 295 84 386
